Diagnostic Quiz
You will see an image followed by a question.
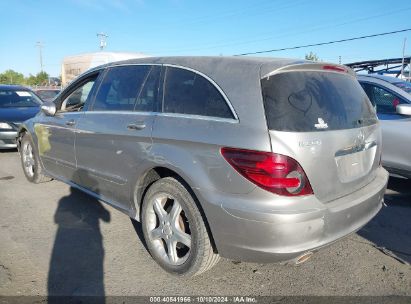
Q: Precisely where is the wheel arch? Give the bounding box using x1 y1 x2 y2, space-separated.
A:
132 166 218 253
16 127 29 151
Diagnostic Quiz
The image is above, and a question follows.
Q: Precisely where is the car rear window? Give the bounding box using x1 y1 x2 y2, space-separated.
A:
261 71 378 132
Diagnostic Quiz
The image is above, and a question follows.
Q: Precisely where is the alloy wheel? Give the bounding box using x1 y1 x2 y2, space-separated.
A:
145 193 192 266
22 142 35 178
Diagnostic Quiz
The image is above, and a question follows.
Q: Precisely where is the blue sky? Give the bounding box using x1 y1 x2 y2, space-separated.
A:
1 0 410 77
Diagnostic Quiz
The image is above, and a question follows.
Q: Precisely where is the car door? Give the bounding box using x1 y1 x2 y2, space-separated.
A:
75 64 161 211
360 81 411 175
37 71 101 182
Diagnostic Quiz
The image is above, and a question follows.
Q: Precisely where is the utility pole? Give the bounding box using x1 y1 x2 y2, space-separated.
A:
35 41 44 72
338 56 341 65
96 32 108 51
401 38 406 80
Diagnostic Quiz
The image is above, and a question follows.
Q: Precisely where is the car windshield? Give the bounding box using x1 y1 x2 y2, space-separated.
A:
393 81 411 94
0 90 42 108
36 90 60 100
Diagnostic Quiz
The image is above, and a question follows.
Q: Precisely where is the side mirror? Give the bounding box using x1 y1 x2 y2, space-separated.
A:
396 104 411 116
41 101 56 116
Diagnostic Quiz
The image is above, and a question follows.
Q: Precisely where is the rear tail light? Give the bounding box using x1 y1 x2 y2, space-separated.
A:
221 147 313 196
322 65 347 73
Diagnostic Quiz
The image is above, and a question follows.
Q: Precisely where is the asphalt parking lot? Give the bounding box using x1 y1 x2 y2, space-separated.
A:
0 150 410 297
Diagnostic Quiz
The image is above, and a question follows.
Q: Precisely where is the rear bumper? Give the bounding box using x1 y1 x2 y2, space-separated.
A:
383 165 411 179
199 167 388 263
0 131 18 149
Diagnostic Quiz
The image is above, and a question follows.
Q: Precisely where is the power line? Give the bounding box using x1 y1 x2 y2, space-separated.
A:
143 0 296 33
234 28 411 56
164 7 411 54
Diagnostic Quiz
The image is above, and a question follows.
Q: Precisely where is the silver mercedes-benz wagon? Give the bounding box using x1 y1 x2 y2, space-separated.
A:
18 57 389 276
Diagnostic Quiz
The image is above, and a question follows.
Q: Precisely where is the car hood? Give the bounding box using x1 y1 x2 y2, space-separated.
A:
0 107 40 123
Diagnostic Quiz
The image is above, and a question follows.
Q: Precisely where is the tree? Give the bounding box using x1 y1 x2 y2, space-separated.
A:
305 52 320 61
36 71 49 86
0 69 25 85
26 74 38 86
0 73 8 84
24 71 50 86
0 69 50 86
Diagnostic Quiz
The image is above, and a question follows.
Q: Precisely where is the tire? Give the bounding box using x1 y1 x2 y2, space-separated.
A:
141 177 220 276
20 133 51 183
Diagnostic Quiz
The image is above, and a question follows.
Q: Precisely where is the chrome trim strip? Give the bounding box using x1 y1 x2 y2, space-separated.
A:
76 165 127 185
82 110 239 123
83 111 157 116
61 63 240 121
335 141 377 157
42 155 77 170
37 123 76 131
44 170 130 214
109 63 162 67
155 112 239 123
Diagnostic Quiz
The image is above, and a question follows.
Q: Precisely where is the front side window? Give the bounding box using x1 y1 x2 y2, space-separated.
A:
92 65 150 111
361 83 406 114
0 90 42 108
163 67 234 119
60 78 97 112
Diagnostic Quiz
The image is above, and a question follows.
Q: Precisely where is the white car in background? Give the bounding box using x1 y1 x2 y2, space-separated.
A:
357 74 411 179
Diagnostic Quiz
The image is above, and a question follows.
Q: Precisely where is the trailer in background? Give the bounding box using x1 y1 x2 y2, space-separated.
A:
346 57 411 81
61 52 149 86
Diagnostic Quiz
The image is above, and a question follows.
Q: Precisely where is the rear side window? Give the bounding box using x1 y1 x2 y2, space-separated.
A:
163 67 234 119
135 65 161 112
261 72 378 132
93 65 150 111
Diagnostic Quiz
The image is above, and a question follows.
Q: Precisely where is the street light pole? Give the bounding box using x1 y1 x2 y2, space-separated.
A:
96 33 108 51
35 41 44 72
401 38 406 80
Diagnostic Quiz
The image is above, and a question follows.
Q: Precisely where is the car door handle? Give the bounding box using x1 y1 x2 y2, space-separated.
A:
66 119 76 126
127 122 146 130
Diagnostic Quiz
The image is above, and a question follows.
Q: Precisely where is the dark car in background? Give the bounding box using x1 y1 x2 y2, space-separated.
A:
0 85 42 149
34 89 61 103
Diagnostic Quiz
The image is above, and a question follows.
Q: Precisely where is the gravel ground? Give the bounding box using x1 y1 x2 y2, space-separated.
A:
0 150 410 297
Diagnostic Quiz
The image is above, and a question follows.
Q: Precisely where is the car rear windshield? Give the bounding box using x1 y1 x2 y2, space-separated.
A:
0 90 42 108
261 71 378 132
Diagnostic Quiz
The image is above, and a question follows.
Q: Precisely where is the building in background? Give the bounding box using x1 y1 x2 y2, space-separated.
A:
61 52 149 86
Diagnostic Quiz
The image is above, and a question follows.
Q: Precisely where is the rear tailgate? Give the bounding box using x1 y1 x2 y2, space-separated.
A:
261 63 381 203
